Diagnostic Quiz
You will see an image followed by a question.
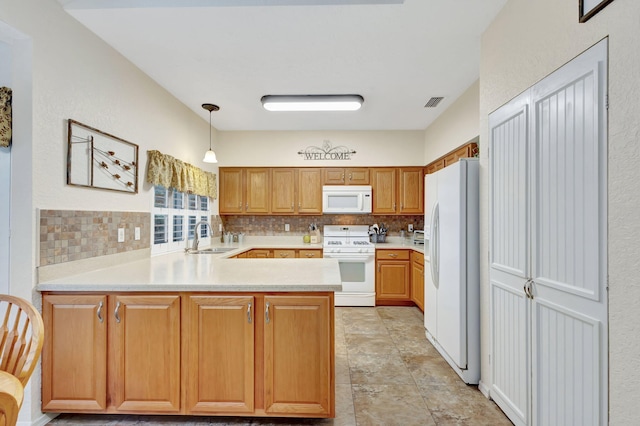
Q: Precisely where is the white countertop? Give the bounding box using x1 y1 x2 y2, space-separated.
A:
37 246 341 293
36 235 428 293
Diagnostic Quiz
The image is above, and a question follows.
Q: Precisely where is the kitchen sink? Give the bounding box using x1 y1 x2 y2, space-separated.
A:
186 247 235 254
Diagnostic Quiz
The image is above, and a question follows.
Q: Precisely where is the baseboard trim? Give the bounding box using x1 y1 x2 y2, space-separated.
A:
478 380 491 399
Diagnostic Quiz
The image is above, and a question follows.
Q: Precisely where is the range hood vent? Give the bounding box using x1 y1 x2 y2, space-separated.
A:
424 97 444 108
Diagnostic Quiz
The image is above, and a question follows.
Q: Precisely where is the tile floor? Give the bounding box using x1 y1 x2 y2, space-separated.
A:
48 306 511 426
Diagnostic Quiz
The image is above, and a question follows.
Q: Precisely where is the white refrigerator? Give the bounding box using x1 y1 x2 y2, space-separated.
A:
424 158 480 384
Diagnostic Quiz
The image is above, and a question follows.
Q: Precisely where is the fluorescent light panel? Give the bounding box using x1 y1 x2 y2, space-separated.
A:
261 95 364 112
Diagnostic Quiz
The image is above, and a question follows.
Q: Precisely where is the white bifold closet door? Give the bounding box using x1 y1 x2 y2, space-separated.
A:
489 39 608 426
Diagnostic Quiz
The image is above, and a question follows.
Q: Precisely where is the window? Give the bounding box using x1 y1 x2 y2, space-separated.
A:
152 185 211 255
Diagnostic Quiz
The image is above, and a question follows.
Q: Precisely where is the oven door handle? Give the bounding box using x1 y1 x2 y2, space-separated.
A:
323 254 373 261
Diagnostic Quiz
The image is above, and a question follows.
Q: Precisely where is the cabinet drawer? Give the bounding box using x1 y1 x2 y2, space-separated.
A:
298 249 322 259
376 249 410 260
273 249 296 259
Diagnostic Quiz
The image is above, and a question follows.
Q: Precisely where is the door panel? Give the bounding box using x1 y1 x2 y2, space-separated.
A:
530 39 608 426
489 89 530 424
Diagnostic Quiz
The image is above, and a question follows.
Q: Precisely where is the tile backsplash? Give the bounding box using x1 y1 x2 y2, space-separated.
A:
39 210 150 266
220 214 424 236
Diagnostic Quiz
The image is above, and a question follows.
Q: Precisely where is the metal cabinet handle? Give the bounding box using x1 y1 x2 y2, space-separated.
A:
97 301 104 323
305 253 314 258
246 203 248 210
401 204 403 210
524 280 534 299
291 203 294 211
349 173 352 181
298 202 301 208
393 203 396 210
265 301 271 324
280 252 289 257
247 302 252 324
389 253 398 258
114 301 121 323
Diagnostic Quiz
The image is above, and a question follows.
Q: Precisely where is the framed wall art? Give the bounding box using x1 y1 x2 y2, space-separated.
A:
67 119 139 193
579 0 614 22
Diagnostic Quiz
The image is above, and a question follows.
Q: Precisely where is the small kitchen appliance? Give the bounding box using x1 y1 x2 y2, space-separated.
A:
323 225 375 306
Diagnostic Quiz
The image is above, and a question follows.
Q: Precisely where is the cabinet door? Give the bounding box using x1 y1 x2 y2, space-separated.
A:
346 168 370 185
263 295 334 417
371 168 397 214
399 168 424 214
322 168 345 185
186 296 254 414
271 169 296 214
298 168 323 214
411 254 425 311
425 160 445 175
376 261 411 302
42 294 107 412
444 144 472 166
246 168 270 213
110 295 181 413
219 168 244 214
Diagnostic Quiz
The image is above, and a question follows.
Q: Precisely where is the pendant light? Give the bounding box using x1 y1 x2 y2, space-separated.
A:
202 103 219 163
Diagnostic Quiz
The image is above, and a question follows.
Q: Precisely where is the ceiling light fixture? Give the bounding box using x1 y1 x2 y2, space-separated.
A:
261 95 364 112
202 103 219 163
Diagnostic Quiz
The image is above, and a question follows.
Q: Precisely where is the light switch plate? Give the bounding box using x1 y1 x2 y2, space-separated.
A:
134 227 141 241
118 228 125 242
285 224 290 232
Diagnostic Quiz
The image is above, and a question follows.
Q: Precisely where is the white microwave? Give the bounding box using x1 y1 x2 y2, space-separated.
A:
322 185 372 214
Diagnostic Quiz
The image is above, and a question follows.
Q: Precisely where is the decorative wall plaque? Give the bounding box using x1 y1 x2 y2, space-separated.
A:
67 119 139 193
298 140 356 161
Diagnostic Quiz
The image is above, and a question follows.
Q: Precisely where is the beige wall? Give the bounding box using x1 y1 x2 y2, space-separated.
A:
218 130 425 167
423 80 480 164
480 0 640 423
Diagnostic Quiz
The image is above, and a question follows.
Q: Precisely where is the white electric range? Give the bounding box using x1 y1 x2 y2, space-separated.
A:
323 225 375 306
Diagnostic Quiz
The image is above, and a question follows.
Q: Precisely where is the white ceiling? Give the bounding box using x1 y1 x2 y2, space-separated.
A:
59 0 506 131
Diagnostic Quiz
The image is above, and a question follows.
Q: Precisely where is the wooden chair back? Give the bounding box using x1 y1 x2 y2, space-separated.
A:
0 295 44 387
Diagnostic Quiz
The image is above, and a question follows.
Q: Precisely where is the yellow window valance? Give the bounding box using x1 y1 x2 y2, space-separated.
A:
146 150 217 199
0 87 12 148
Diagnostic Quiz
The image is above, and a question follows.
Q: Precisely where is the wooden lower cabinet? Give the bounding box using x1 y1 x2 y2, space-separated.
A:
42 294 107 412
375 250 411 304
264 295 333 417
410 252 425 311
42 294 181 413
111 294 181 413
186 295 254 414
43 291 334 419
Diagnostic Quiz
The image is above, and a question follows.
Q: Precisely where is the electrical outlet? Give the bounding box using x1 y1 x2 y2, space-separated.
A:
285 224 290 232
134 227 141 241
118 228 125 243
408 224 414 232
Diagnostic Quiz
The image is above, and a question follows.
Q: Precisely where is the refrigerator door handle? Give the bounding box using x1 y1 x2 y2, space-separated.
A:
430 201 439 288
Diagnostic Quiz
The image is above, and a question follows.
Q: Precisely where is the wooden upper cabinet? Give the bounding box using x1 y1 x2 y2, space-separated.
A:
42 294 108 412
271 169 296 214
322 168 369 185
110 294 181 413
425 160 445 175
219 168 244 214
297 168 322 214
371 168 397 214
398 168 424 214
245 168 270 214
425 141 478 173
185 295 255 414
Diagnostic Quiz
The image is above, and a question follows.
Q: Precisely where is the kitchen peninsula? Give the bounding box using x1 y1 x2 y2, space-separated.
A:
38 249 341 419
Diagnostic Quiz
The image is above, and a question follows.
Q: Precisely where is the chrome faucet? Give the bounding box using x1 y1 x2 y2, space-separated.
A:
191 221 212 251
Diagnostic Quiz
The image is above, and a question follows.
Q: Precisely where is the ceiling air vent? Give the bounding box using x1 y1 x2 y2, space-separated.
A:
424 97 444 108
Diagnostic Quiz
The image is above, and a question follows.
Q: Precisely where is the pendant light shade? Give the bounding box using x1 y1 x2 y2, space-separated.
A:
202 103 219 164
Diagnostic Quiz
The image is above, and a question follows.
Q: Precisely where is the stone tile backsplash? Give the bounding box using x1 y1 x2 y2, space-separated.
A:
39 210 150 266
220 214 424 236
